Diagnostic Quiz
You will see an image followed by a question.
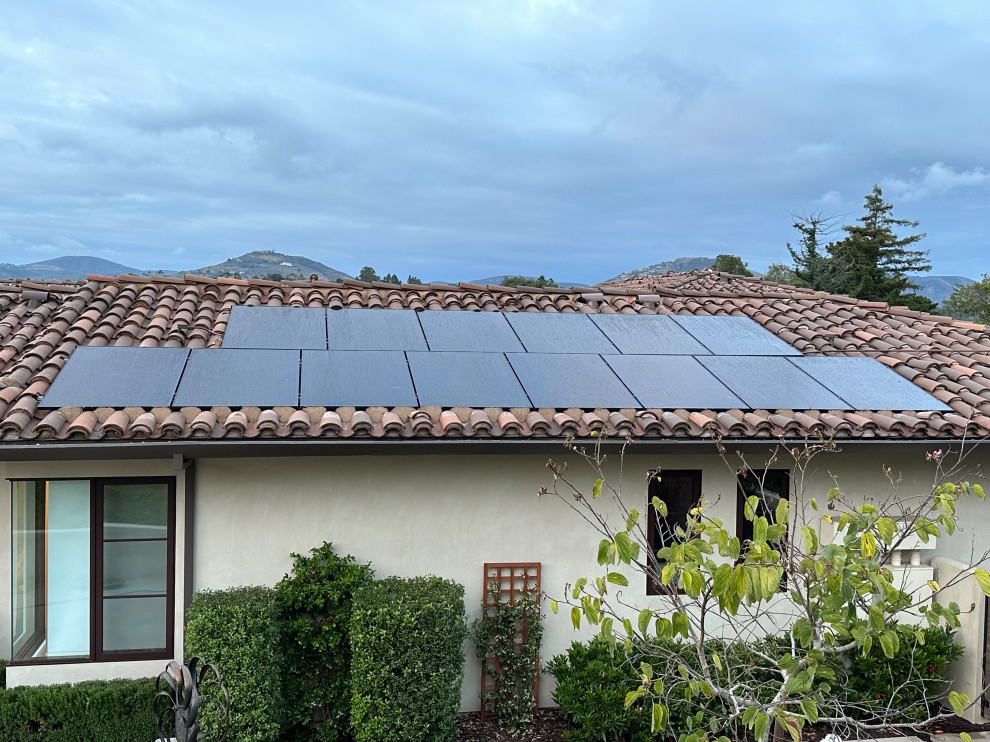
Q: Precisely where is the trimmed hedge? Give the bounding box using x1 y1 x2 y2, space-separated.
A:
276 542 374 742
0 678 155 742
185 586 283 742
350 576 467 742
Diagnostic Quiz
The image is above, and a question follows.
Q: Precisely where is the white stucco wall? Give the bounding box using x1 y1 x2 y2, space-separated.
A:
3 441 990 712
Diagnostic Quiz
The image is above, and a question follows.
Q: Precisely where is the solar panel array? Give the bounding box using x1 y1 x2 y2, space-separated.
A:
40 308 951 411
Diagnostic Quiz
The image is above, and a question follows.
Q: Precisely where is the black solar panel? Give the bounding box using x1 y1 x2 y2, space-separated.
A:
508 353 639 408
505 312 619 354
222 307 327 349
408 352 530 407
418 311 524 352
788 357 950 411
672 316 799 356
40 347 189 408
300 351 417 406
588 314 711 355
172 349 300 407
698 356 849 409
604 355 745 409
326 309 428 351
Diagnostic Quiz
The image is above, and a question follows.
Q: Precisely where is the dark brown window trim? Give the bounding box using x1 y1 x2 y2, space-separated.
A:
8 476 176 667
646 470 702 596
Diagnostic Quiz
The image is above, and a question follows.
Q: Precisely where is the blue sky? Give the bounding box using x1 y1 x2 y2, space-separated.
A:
1 1 988 283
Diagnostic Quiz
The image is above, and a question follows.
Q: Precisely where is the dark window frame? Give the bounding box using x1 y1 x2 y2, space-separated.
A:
646 470 702 596
736 469 790 546
8 476 176 666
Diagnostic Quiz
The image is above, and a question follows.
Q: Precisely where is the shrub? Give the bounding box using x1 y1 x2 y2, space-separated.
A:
276 542 374 742
185 586 283 742
839 624 963 720
350 576 467 742
0 678 155 742
547 638 656 742
470 585 543 736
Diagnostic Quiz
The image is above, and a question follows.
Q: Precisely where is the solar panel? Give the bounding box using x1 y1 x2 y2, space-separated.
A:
222 307 327 349
697 356 849 409
172 349 300 407
588 314 711 355
418 311 524 352
505 312 619 354
40 347 189 408
326 309 428 351
508 353 639 408
300 351 418 406
672 316 799 356
408 352 530 407
788 356 950 411
604 355 745 409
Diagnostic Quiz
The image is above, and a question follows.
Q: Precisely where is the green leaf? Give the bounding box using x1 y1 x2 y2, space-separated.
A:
741 706 758 725
775 497 789 526
571 606 581 630
875 516 897 545
597 539 613 565
753 713 769 742
948 690 969 716
784 717 801 742
800 698 819 724
651 702 667 733
960 733 973 742
600 617 613 639
974 568 990 597
712 563 733 596
592 478 603 499
550 599 558 614
624 689 642 710
615 532 634 564
672 611 690 639
606 572 629 587
626 508 640 530
879 630 897 659
638 608 652 637
800 526 818 556
652 496 668 517
861 531 877 559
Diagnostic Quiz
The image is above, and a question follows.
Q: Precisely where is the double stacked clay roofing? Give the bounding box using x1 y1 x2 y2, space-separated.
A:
1 270 988 444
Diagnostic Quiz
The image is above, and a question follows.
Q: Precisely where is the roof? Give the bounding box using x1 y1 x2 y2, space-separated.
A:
1 270 988 446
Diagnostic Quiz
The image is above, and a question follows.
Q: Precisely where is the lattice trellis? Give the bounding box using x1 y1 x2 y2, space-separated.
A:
479 562 541 718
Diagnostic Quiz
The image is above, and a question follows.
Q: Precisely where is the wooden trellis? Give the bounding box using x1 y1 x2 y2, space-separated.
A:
479 562 541 718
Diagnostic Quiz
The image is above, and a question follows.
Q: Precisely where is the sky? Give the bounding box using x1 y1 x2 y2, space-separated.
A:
0 1 988 284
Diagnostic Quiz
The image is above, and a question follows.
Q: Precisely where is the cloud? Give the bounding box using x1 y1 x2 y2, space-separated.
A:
882 162 990 201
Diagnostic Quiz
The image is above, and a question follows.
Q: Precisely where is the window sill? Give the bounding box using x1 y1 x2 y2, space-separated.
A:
5 657 178 688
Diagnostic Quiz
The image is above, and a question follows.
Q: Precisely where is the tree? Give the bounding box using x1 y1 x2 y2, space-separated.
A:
407 275 424 285
502 275 559 288
829 186 932 307
941 276 990 323
787 212 850 293
357 266 380 283
763 263 801 286
543 436 990 742
710 255 753 277
381 273 400 285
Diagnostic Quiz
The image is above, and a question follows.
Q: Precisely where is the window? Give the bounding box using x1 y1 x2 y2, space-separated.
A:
10 478 175 663
646 470 701 595
736 469 789 546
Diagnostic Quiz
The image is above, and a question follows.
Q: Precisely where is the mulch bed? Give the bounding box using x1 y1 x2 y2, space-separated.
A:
456 709 990 742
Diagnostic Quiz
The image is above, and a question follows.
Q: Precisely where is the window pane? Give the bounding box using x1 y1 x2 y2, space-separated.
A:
103 597 167 652
46 481 92 658
104 541 168 596
103 483 168 539
11 482 43 659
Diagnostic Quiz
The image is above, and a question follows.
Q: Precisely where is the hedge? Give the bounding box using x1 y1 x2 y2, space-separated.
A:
350 576 467 742
185 585 283 742
0 678 155 742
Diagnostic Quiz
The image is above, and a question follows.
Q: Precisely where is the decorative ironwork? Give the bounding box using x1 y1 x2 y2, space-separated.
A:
154 657 230 742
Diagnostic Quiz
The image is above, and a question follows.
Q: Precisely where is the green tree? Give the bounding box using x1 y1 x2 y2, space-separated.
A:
545 438 990 742
407 275 424 285
501 275 559 288
381 273 400 285
763 263 801 286
710 255 753 277
357 266 380 282
829 186 932 307
787 212 850 293
941 276 990 323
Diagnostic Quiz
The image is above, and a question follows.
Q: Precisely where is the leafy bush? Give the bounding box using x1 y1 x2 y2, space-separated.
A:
0 678 155 742
350 576 467 742
838 624 963 720
547 638 656 742
276 542 374 741
470 585 543 736
185 586 283 742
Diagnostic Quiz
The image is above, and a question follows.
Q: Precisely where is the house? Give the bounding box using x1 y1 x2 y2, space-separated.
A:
2 269 990 715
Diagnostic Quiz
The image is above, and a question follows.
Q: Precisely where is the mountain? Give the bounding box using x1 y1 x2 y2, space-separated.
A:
908 275 975 306
607 257 716 282
181 250 352 281
0 255 142 281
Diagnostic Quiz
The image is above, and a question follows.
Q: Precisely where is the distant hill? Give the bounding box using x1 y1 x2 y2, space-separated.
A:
0 255 142 280
607 257 716 282
466 275 590 288
180 250 352 281
908 275 975 305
